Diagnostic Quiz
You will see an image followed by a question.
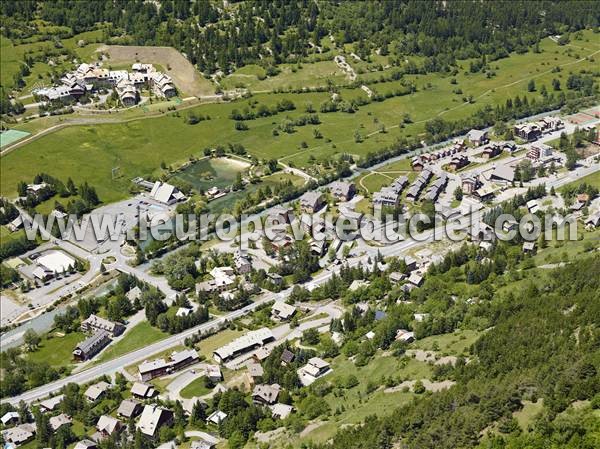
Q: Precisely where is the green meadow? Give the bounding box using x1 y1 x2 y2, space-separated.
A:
2 31 599 204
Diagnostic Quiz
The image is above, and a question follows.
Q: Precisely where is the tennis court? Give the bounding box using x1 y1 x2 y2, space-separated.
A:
0 129 30 148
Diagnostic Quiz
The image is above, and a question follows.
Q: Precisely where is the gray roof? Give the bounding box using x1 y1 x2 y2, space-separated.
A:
491 165 515 182
75 331 110 355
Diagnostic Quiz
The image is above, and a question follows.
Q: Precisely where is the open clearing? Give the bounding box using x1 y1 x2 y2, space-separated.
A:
102 45 215 97
95 321 168 363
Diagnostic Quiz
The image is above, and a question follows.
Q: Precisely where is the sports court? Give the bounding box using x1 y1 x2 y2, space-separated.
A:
0 129 30 148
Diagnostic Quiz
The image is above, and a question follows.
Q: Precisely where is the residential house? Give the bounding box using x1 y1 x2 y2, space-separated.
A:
411 157 424 171
514 123 542 141
74 440 98 449
207 410 227 426
395 329 415 343
389 272 406 284
130 382 155 399
201 364 223 382
298 357 332 386
271 302 297 321
96 415 122 439
213 328 275 363
585 211 600 229
329 181 356 201
447 155 470 171
73 331 111 362
267 205 294 224
466 129 489 146
373 188 400 207
1 412 19 426
234 251 252 274
252 384 281 405
137 405 174 438
481 143 502 160
526 200 540 214
247 362 264 379
523 241 536 253
126 286 142 302
1 423 36 447
299 191 325 213
462 175 481 195
270 403 294 420
49 413 72 431
280 349 295 366
267 272 283 286
81 314 125 337
117 399 142 419
84 381 110 402
252 346 272 363
38 395 63 413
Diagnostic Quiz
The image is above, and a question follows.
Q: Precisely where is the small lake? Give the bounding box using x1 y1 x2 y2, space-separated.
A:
171 157 249 192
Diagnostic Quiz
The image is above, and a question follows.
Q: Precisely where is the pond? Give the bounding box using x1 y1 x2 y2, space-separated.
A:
170 157 250 192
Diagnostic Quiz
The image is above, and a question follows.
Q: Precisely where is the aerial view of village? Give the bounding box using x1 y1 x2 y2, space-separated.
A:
0 1 599 449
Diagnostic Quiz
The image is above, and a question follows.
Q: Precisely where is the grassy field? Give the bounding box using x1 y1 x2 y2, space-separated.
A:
221 61 348 91
95 321 168 363
2 32 599 204
565 169 600 189
195 328 244 359
179 376 212 399
25 331 85 368
413 329 482 356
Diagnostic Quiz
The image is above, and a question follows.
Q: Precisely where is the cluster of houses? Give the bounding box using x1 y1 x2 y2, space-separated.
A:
406 169 433 202
373 176 408 207
35 62 176 106
411 139 466 171
480 141 516 160
73 314 125 361
514 116 564 141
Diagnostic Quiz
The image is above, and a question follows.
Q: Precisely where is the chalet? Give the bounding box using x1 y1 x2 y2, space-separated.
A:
522 241 536 253
117 399 142 419
116 79 137 106
411 157 425 171
213 328 275 363
234 250 252 274
448 155 470 171
299 191 325 213
252 346 272 363
96 415 122 439
1 423 36 447
408 273 424 287
1 412 19 426
149 181 186 205
84 381 110 402
247 362 264 379
270 403 294 420
126 286 142 302
38 395 64 413
466 129 489 146
200 364 223 382
81 314 125 337
329 181 356 201
151 72 177 98
298 357 331 386
389 272 406 284
137 405 173 438
138 349 199 381
395 329 415 343
74 440 98 449
252 384 281 405
49 413 72 432
481 143 502 160
73 331 111 362
271 301 297 321
349 279 370 290
267 272 283 286
207 411 227 426
514 123 541 141
281 349 295 365
7 215 23 232
130 382 155 399
267 205 294 224
373 188 400 207
585 211 600 229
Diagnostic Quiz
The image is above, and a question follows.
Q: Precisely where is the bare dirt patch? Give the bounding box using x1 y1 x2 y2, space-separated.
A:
99 45 214 97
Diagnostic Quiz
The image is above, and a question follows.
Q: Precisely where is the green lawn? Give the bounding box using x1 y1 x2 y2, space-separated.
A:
26 331 85 368
195 328 244 359
95 321 168 363
565 169 600 189
413 329 482 356
180 376 212 398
